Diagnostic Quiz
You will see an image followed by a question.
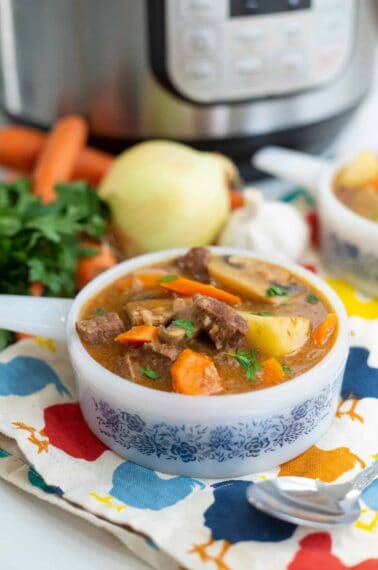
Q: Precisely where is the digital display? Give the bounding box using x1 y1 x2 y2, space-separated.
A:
230 0 311 17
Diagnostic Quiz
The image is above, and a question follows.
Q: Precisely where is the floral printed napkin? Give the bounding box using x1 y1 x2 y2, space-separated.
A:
0 268 377 570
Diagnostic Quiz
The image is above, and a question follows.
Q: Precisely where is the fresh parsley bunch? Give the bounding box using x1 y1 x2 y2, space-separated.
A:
0 179 110 347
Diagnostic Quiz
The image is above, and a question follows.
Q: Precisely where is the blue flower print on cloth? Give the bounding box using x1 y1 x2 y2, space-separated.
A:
110 461 204 510
204 481 297 543
0 356 70 397
341 347 378 400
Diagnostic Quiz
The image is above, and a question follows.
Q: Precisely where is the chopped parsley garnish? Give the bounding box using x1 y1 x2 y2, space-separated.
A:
94 307 105 316
172 319 196 338
140 367 160 380
224 349 263 381
282 364 292 374
266 285 289 298
306 293 319 305
156 274 178 283
252 311 273 317
0 178 109 297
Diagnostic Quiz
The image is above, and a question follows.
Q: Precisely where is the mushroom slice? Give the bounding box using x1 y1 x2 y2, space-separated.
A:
208 256 299 304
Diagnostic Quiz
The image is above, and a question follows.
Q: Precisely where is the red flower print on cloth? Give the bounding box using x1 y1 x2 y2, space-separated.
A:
43 403 108 461
288 532 378 570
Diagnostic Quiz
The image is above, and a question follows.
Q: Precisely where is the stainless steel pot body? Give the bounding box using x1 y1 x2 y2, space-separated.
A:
0 0 375 142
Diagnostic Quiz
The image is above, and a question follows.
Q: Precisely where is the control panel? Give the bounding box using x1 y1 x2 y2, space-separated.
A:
164 0 356 103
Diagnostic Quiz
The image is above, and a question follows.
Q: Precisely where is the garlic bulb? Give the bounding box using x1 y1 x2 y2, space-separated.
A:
219 188 309 261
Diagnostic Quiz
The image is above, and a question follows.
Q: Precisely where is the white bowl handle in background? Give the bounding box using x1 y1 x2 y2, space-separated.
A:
253 146 331 194
0 296 73 341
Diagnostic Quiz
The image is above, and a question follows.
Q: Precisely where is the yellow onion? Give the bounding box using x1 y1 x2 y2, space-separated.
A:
99 140 233 256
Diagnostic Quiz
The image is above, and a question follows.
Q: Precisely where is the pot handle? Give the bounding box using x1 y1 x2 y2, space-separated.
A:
0 295 73 341
253 146 330 195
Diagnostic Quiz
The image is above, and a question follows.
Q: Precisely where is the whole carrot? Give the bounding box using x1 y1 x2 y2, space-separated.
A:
33 116 89 203
0 125 113 184
0 126 45 172
73 146 113 186
76 241 117 289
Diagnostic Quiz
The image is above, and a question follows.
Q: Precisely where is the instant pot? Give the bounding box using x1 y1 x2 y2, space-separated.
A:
0 0 376 178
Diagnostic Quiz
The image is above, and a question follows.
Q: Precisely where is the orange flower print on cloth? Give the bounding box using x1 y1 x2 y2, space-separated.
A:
13 422 49 454
279 446 365 482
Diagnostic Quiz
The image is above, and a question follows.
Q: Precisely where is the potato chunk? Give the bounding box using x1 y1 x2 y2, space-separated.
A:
337 151 378 188
208 256 298 304
238 312 310 357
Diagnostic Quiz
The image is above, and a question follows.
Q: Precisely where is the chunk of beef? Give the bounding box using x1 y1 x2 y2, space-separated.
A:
178 247 210 282
192 294 247 350
144 342 179 362
158 324 186 344
125 299 174 326
76 312 124 345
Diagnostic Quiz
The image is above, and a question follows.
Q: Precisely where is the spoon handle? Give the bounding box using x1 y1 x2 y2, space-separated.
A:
352 461 378 492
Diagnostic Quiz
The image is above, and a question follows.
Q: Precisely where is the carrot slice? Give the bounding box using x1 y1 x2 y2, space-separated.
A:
33 115 88 203
133 273 167 288
115 325 158 345
262 358 285 386
159 276 241 305
76 241 117 289
171 348 223 395
312 313 337 347
229 188 245 210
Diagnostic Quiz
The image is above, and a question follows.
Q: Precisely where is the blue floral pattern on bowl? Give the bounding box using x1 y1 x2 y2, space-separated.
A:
323 232 378 285
93 381 337 464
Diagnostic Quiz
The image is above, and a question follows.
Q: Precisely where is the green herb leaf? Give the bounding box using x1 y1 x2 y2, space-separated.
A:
0 329 14 351
251 311 273 317
140 367 160 380
95 307 105 316
266 285 289 298
172 319 196 338
306 293 319 305
224 349 262 381
0 179 109 299
282 364 292 374
156 274 178 283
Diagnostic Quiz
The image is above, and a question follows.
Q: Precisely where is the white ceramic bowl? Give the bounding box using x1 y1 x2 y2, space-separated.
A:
254 147 378 297
0 247 349 478
66 247 348 478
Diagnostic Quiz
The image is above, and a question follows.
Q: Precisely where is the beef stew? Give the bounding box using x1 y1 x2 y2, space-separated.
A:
334 151 378 223
76 248 338 395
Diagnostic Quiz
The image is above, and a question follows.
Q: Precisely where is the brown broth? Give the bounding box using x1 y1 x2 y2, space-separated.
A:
78 256 337 394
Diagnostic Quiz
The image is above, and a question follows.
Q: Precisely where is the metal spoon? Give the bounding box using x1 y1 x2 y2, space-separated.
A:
246 461 378 527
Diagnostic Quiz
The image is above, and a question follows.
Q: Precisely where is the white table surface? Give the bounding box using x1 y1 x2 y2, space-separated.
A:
0 42 377 570
0 479 151 570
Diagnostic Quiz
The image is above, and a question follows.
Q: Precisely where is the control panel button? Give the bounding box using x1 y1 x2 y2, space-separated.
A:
233 27 264 45
183 28 217 55
184 60 216 83
179 0 221 20
281 52 305 74
283 21 302 43
236 57 263 77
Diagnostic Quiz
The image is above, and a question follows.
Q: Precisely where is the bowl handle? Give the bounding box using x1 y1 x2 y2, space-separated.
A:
253 146 330 195
0 295 73 341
